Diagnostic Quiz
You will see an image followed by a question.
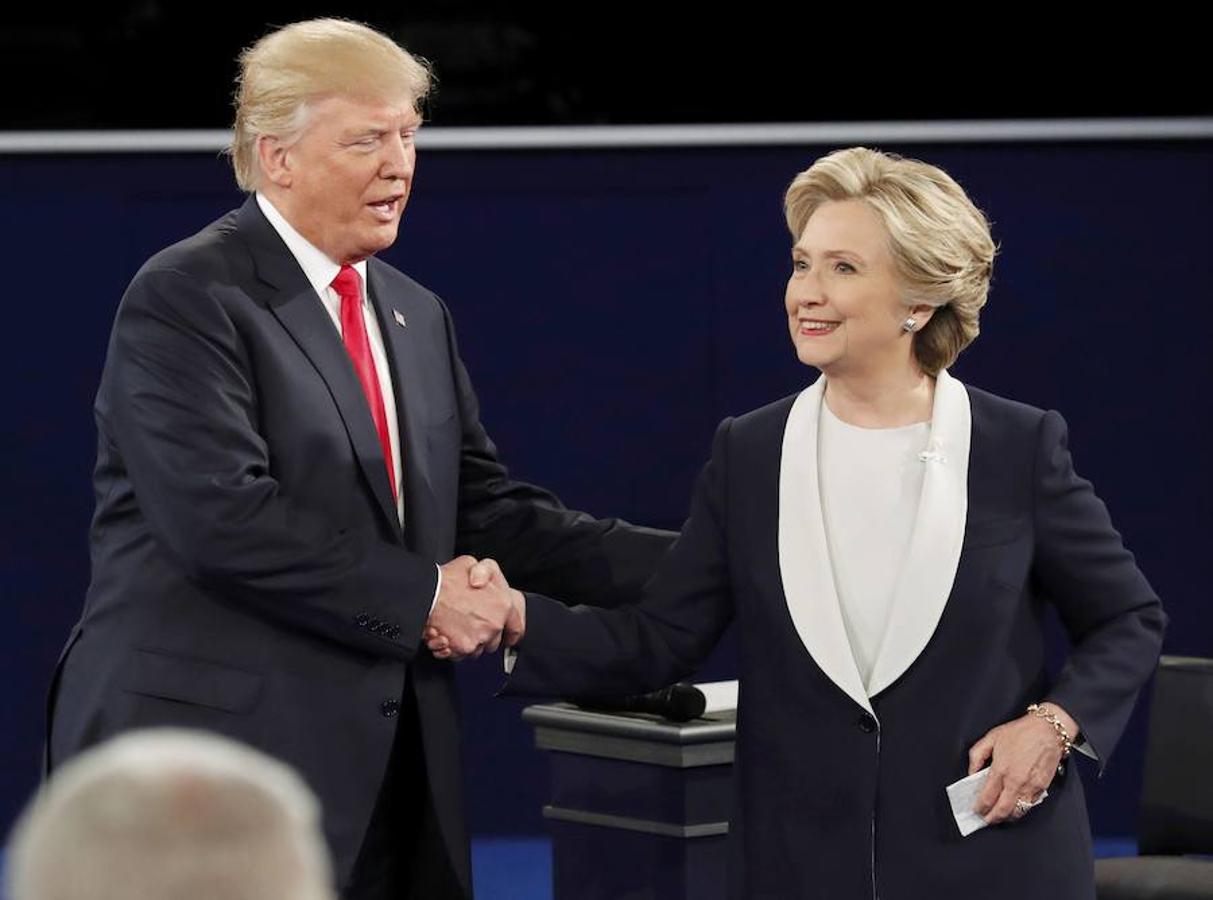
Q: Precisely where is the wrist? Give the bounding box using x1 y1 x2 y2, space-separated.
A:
1027 703 1074 759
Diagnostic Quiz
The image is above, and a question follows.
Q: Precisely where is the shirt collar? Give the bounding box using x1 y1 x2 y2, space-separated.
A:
255 192 368 301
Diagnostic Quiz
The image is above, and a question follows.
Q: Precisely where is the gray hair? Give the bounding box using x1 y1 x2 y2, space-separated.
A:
5 728 335 900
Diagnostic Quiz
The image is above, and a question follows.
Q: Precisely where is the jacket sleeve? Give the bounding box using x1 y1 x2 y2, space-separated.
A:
440 299 677 609
102 265 439 661
501 417 736 701
1033 409 1167 771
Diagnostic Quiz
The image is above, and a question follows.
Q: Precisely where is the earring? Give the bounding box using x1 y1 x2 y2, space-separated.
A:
901 316 917 333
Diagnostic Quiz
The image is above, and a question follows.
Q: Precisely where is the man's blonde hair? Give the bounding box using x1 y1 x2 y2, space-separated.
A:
229 18 433 191
5 729 335 900
784 147 997 375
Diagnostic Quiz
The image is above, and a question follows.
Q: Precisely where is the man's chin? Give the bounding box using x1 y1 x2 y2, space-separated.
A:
356 225 401 259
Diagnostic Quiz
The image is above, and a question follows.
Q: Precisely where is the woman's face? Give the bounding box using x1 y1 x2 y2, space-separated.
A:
784 199 921 377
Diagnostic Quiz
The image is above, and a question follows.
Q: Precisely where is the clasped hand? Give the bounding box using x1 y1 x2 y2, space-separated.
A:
967 703 1077 824
423 556 525 660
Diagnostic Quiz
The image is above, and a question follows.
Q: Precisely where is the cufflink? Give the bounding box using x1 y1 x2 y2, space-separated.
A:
392 309 407 328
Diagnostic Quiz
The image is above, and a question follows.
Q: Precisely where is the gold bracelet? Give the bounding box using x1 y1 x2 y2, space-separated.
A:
1027 703 1073 758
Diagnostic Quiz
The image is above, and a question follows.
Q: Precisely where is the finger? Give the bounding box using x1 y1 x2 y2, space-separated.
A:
505 590 527 643
968 733 995 776
985 780 1023 824
975 766 1004 814
468 558 504 589
505 599 525 645
484 630 503 654
442 555 479 574
449 635 480 658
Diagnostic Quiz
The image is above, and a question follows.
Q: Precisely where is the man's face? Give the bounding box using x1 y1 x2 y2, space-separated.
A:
273 93 420 264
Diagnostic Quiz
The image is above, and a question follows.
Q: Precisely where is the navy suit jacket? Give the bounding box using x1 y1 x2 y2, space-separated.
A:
47 197 674 894
504 381 1166 900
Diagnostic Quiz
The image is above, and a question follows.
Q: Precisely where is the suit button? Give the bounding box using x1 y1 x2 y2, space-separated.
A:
858 713 878 734
355 613 370 628
380 699 400 718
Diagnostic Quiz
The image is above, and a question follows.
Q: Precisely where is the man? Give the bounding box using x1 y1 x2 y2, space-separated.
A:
8 729 334 900
45 18 673 900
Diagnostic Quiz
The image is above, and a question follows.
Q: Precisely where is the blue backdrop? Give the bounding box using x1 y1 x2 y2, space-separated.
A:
1 139 1209 843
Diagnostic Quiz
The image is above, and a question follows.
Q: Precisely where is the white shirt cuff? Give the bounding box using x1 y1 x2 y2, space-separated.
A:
1073 738 1098 761
430 564 442 614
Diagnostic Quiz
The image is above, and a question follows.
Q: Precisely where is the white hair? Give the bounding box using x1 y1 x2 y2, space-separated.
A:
5 728 335 900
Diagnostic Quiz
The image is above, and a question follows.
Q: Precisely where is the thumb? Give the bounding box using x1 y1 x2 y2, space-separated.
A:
504 592 526 646
468 560 494 588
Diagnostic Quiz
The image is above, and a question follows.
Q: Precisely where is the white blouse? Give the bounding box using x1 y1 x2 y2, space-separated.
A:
818 401 931 690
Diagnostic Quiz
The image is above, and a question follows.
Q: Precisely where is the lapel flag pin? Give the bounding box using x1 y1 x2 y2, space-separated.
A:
392 309 407 328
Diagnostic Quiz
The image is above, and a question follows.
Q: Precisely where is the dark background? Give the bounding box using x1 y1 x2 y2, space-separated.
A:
3 5 1210 129
1 4 1210 850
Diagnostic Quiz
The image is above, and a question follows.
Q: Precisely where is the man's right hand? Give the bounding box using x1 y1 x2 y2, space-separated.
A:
424 556 514 660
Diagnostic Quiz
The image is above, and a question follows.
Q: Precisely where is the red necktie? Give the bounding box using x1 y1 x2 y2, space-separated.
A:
332 265 397 500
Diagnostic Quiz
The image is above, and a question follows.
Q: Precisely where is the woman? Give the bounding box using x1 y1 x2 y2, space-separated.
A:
431 147 1166 899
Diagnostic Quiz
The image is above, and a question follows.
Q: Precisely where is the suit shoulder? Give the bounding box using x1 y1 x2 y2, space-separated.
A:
114 210 257 330
716 393 800 459
961 382 1058 460
133 209 244 283
731 393 799 433
963 382 1049 428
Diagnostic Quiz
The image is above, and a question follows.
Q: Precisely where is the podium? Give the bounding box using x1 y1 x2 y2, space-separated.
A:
522 702 736 900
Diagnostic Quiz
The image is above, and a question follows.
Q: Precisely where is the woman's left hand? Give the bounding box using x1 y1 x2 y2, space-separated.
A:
967 703 1077 824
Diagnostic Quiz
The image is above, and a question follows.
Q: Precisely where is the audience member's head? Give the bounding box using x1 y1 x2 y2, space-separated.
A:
5 728 335 900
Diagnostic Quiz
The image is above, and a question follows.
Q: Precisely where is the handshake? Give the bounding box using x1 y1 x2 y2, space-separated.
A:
422 556 526 661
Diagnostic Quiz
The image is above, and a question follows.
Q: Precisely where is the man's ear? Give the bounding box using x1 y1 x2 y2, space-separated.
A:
256 135 292 188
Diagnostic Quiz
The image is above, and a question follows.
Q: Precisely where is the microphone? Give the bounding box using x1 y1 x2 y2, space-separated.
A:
573 683 707 723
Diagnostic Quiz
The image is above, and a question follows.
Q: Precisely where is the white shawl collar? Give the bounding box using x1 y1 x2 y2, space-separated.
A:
776 369 971 716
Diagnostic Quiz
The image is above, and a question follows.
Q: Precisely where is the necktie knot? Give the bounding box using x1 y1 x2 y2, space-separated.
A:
332 265 362 305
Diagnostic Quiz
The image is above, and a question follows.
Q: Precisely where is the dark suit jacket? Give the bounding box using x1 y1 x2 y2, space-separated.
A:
47 196 674 895
504 378 1166 900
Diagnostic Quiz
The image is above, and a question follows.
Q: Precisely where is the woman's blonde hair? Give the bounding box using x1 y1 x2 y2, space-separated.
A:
784 147 997 375
229 18 433 191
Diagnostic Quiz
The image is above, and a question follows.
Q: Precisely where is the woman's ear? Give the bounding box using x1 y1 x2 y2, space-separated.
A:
907 302 938 330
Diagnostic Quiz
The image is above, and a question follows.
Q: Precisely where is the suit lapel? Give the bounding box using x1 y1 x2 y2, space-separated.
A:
778 375 874 715
866 368 970 698
235 199 402 538
777 369 972 713
366 261 438 548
